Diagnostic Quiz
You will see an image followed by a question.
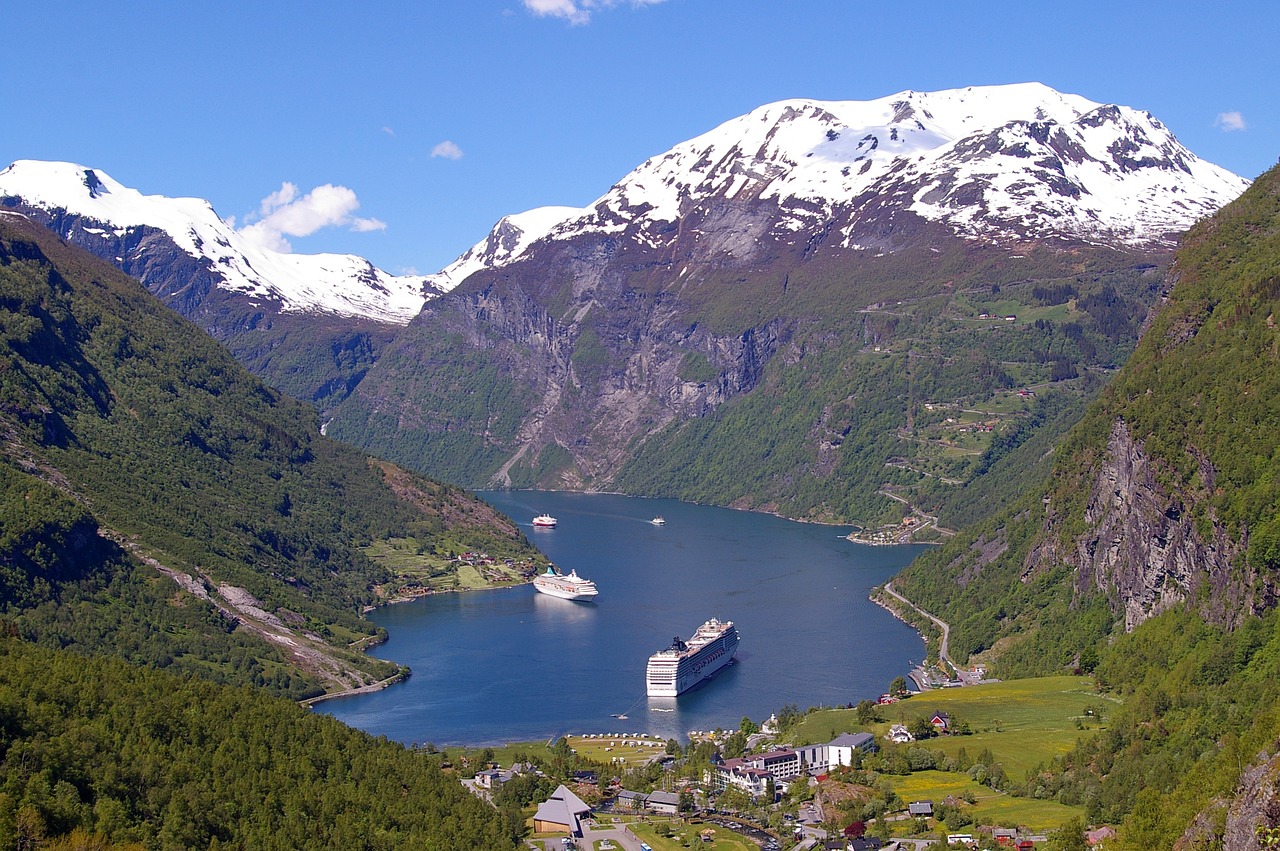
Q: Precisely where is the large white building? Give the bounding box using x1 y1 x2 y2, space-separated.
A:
707 733 877 798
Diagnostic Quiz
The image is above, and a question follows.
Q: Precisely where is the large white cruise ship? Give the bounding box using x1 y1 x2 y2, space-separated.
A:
532 566 598 601
645 618 739 697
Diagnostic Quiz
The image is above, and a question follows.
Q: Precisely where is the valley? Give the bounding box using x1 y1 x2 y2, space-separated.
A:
1 75 1278 849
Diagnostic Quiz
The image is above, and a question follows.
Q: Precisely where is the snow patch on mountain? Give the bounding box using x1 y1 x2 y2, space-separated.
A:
425 205 582 292
444 82 1246 272
0 160 433 324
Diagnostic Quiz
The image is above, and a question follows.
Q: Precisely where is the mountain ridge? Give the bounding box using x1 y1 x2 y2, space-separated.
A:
0 210 542 697
329 83 1243 522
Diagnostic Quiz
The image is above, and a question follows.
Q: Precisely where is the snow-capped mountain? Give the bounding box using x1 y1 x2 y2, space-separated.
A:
0 160 433 324
424 206 581 293
326 83 1251 503
440 82 1247 277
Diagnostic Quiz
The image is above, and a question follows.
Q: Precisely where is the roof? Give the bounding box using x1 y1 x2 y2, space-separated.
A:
646 790 680 806
534 784 592 828
829 732 875 748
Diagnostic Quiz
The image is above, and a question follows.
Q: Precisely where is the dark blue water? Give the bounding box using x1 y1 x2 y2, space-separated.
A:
319 492 926 745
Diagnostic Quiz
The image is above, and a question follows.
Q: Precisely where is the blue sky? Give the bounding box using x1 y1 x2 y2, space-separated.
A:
7 0 1277 275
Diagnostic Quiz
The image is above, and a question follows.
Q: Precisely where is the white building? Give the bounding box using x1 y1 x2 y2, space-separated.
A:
707 733 877 798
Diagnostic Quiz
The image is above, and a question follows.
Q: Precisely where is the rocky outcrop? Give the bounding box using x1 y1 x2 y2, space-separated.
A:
389 239 791 489
1178 744 1280 851
1026 418 1254 631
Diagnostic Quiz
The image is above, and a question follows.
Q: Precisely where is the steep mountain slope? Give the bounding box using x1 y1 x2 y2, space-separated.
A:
889 165 1280 848
0 211 541 696
0 160 438 412
329 83 1246 526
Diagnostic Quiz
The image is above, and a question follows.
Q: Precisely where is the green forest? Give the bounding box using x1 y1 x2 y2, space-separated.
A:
0 637 517 850
890 165 1280 848
0 214 542 697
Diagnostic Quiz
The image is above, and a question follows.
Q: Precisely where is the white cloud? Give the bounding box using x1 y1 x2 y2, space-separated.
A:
1215 111 1247 132
431 140 464 160
238 182 386 253
381 126 396 137
522 0 667 25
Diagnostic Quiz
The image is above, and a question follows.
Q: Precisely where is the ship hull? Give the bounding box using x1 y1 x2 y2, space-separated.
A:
646 620 739 697
532 580 597 601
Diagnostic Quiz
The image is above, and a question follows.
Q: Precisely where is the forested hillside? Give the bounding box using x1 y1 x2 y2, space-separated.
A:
0 636 517 849
889 164 1280 848
0 211 542 696
337 239 1164 532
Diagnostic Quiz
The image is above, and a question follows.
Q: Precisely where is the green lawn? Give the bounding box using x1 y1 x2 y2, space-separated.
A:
630 820 758 851
567 733 670 767
789 676 1108 831
890 770 1082 831
792 676 1106 778
363 538 536 594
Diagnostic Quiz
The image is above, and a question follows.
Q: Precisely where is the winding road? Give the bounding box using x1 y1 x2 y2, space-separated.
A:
882 581 960 680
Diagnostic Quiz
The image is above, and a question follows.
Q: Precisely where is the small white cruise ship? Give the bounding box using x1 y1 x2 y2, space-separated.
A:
532 514 557 528
646 618 739 696
532 566 598 601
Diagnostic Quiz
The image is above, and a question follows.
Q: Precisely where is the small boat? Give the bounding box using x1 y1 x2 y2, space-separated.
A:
650 517 666 526
532 514 557 527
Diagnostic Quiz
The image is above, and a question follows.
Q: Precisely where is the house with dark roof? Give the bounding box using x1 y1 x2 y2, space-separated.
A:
533 784 592 836
645 790 680 815
848 839 884 851
614 789 645 811
907 800 934 817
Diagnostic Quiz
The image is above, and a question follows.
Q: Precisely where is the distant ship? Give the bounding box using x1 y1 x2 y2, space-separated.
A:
651 516 666 526
532 566 598 601
532 514 557 527
646 618 739 697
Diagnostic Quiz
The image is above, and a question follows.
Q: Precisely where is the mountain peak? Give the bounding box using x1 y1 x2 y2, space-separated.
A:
0 159 433 324
475 82 1247 265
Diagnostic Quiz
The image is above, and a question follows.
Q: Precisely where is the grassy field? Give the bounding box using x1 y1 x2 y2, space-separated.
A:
890 770 1082 831
792 676 1109 831
629 820 759 851
445 732 668 771
791 676 1106 776
364 538 537 596
567 733 671 767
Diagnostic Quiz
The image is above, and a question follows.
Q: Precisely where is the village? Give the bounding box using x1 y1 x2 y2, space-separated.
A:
457 687 1114 851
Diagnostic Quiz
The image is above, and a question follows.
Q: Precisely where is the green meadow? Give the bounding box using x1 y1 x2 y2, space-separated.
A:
791 675 1109 829
793 676 1105 776
890 771 1082 831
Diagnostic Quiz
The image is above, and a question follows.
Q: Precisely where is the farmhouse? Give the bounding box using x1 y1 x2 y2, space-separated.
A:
907 800 934 818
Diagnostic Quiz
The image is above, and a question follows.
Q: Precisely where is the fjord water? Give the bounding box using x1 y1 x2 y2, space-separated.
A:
320 492 926 746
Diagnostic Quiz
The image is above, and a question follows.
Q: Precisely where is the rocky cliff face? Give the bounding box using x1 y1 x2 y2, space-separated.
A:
1025 418 1256 632
328 84 1245 501
1179 743 1280 850
372 233 793 488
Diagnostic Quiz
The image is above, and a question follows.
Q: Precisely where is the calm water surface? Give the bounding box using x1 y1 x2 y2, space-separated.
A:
319 492 926 745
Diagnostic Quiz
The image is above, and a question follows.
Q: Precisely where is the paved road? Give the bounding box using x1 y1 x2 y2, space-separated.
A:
883 581 959 679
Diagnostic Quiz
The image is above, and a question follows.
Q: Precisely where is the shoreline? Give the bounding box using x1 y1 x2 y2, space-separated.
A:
320 494 936 744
